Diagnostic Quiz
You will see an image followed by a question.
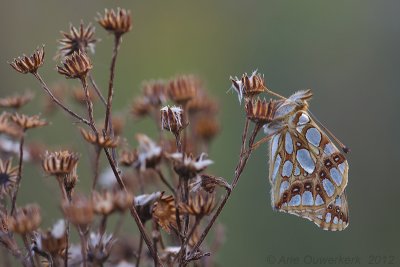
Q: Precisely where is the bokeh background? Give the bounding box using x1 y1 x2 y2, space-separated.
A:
1 0 400 266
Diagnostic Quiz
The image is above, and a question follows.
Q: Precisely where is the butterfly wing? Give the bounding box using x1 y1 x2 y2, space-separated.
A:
269 110 349 214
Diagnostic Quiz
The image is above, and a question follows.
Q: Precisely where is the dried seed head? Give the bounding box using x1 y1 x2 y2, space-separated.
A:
245 98 277 125
194 116 220 142
7 203 41 234
97 8 132 35
92 191 115 215
57 50 93 79
88 232 115 265
42 150 79 176
0 159 18 199
113 190 134 213
11 113 47 130
80 128 119 148
134 192 161 223
134 134 162 171
110 115 125 136
0 91 34 109
0 112 22 138
168 152 213 180
119 149 138 167
152 193 177 233
187 93 218 115
58 22 98 57
35 219 67 257
64 165 78 193
167 75 199 104
160 106 184 135
61 194 94 228
131 97 152 119
179 191 216 217
9 46 45 74
191 174 231 193
230 70 266 103
142 80 167 106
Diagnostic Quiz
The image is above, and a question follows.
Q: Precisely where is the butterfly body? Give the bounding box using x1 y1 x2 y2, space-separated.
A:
265 90 349 231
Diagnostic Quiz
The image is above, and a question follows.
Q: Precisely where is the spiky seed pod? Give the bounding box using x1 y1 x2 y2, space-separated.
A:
191 174 231 193
0 159 18 199
92 191 115 215
0 91 34 109
168 152 213 180
230 70 266 102
119 149 137 167
42 150 79 176
142 80 167 106
57 50 92 79
35 220 67 257
131 97 152 119
79 128 119 148
61 195 94 228
10 113 47 131
58 22 98 57
245 98 277 125
179 192 216 217
167 75 199 104
7 203 41 235
160 106 184 136
9 46 45 74
152 194 177 233
97 8 132 36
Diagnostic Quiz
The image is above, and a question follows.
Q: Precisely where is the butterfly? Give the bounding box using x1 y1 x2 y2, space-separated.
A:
264 89 349 231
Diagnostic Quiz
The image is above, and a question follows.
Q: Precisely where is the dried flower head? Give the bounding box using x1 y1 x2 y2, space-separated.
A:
92 191 115 215
194 116 220 142
134 192 161 222
179 191 216 217
35 219 67 257
88 232 115 265
142 80 167 106
7 203 41 234
110 115 125 136
64 165 79 193
168 152 213 180
61 195 94 228
57 50 93 79
191 174 231 193
97 8 132 36
160 106 184 135
80 128 119 148
9 46 45 74
0 159 18 199
119 149 137 167
10 113 47 131
167 75 199 104
245 98 276 125
113 190 134 213
0 112 22 138
187 91 218 115
135 134 162 171
0 91 34 109
152 194 177 233
58 22 98 57
230 70 266 103
42 150 79 176
131 97 152 119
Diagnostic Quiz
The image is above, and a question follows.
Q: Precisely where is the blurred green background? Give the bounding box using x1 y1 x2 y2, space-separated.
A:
1 0 400 266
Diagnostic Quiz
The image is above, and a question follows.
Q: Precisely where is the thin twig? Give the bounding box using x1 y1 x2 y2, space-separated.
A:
92 146 101 190
22 234 34 267
78 228 88 267
135 236 143 267
88 73 107 106
80 77 98 133
10 133 25 216
155 169 176 195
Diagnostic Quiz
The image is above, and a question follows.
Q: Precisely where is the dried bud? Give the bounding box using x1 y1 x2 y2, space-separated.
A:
152 193 177 233
61 195 94 228
230 70 266 103
57 50 92 79
191 174 231 193
168 75 199 104
142 80 167 106
35 219 67 257
80 128 119 148
92 191 115 215
58 22 98 57
88 232 115 265
160 106 184 135
97 8 132 36
113 190 134 213
7 203 41 234
0 159 18 199
0 91 34 109
134 134 162 171
179 192 216 217
9 46 45 74
119 149 137 167
245 98 276 125
131 97 152 119
11 113 47 130
0 112 22 138
194 116 220 142
42 150 79 176
64 165 78 193
168 153 213 180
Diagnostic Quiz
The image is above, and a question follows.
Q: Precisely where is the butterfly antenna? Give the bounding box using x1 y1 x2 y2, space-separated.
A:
308 110 350 153
265 87 287 100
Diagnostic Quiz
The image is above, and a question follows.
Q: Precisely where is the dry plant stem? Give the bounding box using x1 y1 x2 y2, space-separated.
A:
80 78 98 133
104 34 122 133
135 235 143 267
102 148 161 265
78 229 88 267
155 169 176 195
56 179 71 267
186 118 255 262
88 73 107 106
10 133 25 216
99 215 108 236
22 234 34 267
178 217 201 265
92 146 101 190
33 72 91 126
152 220 159 267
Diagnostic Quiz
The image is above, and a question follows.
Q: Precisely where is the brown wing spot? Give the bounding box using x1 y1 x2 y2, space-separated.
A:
304 182 312 190
291 186 300 194
315 184 321 192
282 192 288 202
319 170 326 179
327 204 333 210
324 158 333 168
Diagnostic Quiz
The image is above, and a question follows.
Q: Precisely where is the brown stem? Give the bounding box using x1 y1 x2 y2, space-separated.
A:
88 73 107 106
92 147 101 190
179 217 201 266
22 234 34 267
104 34 122 133
33 72 91 126
152 220 159 267
155 169 176 195
78 229 88 267
135 235 143 267
10 133 25 216
80 77 98 133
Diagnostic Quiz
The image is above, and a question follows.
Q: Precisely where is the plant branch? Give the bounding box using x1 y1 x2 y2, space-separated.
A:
88 73 107 106
10 133 25 216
